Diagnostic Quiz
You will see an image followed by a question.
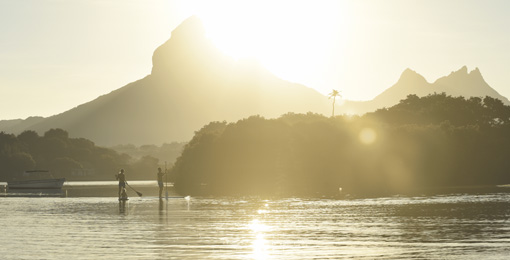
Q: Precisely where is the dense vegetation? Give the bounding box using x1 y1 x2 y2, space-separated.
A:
172 93 510 196
110 142 185 167
0 129 160 181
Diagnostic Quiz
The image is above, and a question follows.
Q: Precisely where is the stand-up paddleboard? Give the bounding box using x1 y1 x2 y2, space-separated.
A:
118 197 129 201
156 196 186 199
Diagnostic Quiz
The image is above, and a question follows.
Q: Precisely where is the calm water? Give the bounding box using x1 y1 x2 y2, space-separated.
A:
1 192 509 259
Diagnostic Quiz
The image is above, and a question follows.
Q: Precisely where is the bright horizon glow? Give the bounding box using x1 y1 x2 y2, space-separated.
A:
190 0 348 95
1 0 510 120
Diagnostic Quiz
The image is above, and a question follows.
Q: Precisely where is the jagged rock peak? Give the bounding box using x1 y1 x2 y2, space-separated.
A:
452 65 469 75
151 16 211 76
469 67 482 77
398 68 428 83
443 66 484 80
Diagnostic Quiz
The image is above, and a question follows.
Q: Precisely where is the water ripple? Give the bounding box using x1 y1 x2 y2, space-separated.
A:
1 193 509 259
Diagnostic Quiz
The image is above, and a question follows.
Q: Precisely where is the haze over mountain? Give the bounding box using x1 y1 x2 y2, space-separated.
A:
339 66 510 115
1 17 508 145
1 17 329 145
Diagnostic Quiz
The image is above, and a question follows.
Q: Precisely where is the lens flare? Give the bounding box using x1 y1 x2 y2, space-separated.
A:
359 128 377 145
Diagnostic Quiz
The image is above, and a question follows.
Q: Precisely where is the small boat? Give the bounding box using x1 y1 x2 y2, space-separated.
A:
7 170 66 190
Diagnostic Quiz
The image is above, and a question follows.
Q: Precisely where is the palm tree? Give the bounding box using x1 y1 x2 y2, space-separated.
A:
328 89 342 117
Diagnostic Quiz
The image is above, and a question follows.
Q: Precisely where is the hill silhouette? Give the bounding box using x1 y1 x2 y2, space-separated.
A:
2 16 329 145
339 66 510 114
1 17 508 145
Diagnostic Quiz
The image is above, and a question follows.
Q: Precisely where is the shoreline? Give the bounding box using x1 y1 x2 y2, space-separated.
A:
1 182 509 198
0 180 178 198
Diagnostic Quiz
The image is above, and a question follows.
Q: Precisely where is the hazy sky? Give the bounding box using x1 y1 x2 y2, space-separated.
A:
1 0 509 120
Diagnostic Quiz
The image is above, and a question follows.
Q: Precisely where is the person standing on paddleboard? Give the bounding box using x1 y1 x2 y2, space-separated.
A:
157 167 166 198
116 169 127 199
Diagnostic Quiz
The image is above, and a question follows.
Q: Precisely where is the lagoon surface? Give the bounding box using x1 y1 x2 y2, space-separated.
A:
1 192 510 259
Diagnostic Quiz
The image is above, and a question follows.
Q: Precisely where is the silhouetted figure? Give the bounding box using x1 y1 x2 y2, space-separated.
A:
115 169 126 199
119 187 128 200
157 167 166 198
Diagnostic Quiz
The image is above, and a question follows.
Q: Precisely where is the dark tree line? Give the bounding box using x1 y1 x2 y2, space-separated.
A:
171 93 510 196
110 142 185 166
0 129 159 181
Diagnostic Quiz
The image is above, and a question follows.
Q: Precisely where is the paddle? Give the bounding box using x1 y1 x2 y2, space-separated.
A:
126 182 142 197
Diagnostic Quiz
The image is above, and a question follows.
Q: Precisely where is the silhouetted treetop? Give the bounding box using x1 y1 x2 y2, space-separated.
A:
368 93 510 127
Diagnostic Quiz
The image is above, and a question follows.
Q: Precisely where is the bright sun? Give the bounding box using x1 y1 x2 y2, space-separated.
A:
181 0 349 92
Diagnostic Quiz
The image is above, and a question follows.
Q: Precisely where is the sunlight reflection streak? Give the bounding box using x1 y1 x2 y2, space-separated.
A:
249 218 271 259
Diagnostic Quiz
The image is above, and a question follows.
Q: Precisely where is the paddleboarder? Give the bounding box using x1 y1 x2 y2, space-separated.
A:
115 169 127 199
120 187 128 200
157 167 166 198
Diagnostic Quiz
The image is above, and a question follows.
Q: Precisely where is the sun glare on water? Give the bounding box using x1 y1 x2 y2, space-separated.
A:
249 219 270 259
182 0 349 91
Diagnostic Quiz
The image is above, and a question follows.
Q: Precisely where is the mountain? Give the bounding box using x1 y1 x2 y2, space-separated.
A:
2 16 508 145
338 66 510 114
2 16 330 146
0 116 45 134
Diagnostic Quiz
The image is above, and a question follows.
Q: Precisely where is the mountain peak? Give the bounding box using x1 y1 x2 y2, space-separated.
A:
468 67 482 79
364 66 510 115
369 68 430 108
151 16 212 77
435 66 483 85
457 65 468 75
398 68 428 84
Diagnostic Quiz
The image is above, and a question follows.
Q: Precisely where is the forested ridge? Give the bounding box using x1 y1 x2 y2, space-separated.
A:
172 93 510 196
2 93 509 193
0 129 159 181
